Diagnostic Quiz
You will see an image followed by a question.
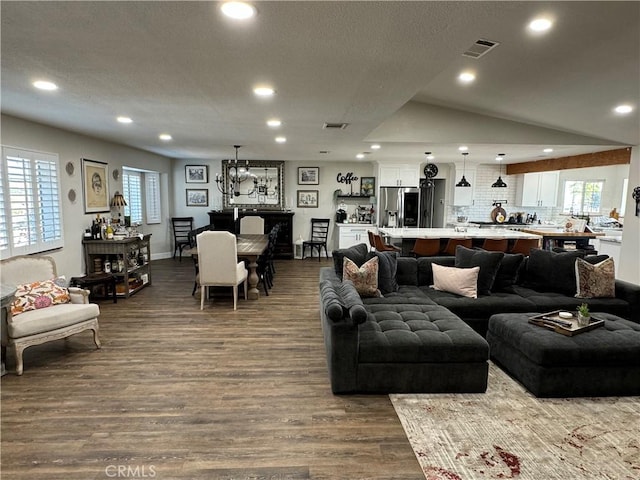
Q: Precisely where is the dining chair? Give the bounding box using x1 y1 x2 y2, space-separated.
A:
240 216 265 234
196 231 248 310
442 238 473 256
367 230 376 251
480 238 509 252
302 218 330 261
411 238 441 257
171 217 194 261
373 233 401 252
509 238 541 256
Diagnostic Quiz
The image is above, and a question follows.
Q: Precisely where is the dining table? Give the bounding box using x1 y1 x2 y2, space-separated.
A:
185 233 268 300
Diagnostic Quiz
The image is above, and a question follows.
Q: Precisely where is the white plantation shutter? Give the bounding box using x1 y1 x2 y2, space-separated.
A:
145 171 161 224
1 146 64 258
122 169 143 224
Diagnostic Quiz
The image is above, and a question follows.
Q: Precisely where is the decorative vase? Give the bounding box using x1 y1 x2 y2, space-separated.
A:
577 312 590 327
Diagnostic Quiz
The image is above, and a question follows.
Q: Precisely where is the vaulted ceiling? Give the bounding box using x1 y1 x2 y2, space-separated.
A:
1 1 638 165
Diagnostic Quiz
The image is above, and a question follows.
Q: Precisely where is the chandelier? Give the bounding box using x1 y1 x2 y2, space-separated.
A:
491 154 508 188
455 152 471 187
215 145 256 198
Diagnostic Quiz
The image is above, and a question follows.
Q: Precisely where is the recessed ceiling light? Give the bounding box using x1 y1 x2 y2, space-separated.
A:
426 154 435 161
117 116 133 124
528 17 553 32
495 154 505 161
458 145 469 151
543 148 554 153
33 80 58 91
458 71 476 83
275 136 286 143
253 86 275 97
356 153 365 159
614 104 633 114
266 119 282 127
220 2 255 19
159 134 172 141
371 144 381 150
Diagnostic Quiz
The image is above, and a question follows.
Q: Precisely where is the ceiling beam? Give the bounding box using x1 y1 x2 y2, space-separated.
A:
506 148 632 175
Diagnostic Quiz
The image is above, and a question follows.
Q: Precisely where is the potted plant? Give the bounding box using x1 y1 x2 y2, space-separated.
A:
577 303 591 327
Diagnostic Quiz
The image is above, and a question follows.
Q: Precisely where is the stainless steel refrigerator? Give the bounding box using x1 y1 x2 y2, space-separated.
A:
419 178 446 228
379 187 420 228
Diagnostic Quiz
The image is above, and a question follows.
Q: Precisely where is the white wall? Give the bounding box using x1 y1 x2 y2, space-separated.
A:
1 114 174 277
619 146 640 284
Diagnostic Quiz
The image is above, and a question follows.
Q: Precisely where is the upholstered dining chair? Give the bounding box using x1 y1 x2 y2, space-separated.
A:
171 217 194 261
240 216 265 234
302 218 330 261
367 230 376 251
196 231 248 310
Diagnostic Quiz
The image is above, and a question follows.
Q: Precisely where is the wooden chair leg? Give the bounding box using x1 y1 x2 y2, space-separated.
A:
233 285 238 310
200 286 205 310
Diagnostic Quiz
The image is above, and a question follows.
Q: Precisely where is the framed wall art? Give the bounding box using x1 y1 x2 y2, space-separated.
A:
360 177 375 196
82 158 110 213
186 189 209 207
185 165 209 183
298 167 319 185
297 190 319 208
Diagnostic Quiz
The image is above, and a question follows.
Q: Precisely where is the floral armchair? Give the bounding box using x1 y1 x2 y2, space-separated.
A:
1 255 101 375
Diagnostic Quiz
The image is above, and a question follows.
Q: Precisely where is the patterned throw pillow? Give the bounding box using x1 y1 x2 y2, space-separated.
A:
10 278 71 316
575 257 615 298
343 256 381 298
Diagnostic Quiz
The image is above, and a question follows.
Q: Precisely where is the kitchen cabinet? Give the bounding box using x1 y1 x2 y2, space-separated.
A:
379 165 419 187
518 172 559 207
82 234 152 298
337 224 375 249
452 170 476 206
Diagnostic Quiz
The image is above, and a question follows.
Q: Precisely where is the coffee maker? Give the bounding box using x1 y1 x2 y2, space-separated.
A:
336 208 347 223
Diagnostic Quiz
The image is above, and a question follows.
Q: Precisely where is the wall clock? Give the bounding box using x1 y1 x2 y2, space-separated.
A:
423 163 438 178
112 168 120 181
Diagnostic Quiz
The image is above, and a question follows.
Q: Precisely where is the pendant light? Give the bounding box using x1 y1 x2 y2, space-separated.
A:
492 154 508 188
456 152 471 187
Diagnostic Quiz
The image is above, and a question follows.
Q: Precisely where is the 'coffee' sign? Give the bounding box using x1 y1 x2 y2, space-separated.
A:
337 172 359 185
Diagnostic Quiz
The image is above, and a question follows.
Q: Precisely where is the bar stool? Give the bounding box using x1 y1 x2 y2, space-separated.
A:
411 238 441 257
509 238 541 256
442 238 472 256
480 238 509 252
373 233 401 252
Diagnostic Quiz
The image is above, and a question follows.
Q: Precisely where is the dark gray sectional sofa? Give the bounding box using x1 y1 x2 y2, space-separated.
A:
319 243 640 394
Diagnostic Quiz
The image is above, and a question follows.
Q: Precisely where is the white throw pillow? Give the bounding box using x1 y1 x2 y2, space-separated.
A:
431 264 479 298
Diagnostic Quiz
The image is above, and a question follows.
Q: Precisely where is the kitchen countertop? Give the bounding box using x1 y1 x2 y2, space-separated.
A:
378 227 542 240
335 222 376 227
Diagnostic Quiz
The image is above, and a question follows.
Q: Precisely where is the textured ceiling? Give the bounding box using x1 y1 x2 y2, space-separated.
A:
1 1 638 165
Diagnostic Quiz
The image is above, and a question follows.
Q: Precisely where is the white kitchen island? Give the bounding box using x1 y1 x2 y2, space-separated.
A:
379 227 542 240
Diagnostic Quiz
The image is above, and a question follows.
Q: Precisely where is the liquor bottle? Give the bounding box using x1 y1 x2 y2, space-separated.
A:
104 257 111 273
106 220 114 240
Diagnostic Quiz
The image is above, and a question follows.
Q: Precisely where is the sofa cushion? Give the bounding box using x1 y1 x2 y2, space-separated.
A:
366 251 398 294
332 243 369 279
454 246 504 295
432 263 479 298
8 302 100 338
396 257 418 286
11 278 70 317
343 256 381 297
417 256 456 286
492 253 525 293
575 257 615 298
523 248 583 295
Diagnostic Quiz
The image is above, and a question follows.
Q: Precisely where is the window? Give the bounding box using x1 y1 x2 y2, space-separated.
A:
1 146 64 258
122 167 161 225
562 180 604 215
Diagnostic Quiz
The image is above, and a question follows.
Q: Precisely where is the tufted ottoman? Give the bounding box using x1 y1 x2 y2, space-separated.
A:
487 312 640 397
356 304 490 393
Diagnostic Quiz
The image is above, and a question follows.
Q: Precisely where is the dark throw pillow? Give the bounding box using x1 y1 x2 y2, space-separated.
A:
492 252 525 293
524 248 583 295
332 243 369 279
454 245 504 296
366 250 399 294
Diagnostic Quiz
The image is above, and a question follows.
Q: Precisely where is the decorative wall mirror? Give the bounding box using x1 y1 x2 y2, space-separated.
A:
221 159 285 211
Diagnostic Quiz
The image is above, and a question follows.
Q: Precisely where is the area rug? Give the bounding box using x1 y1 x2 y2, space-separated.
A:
390 363 640 480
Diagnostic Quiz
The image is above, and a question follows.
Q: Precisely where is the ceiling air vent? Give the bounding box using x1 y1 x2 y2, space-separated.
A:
323 122 348 130
462 39 500 59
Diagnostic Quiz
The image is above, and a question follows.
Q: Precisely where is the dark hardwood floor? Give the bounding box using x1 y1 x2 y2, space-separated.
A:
1 258 423 480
